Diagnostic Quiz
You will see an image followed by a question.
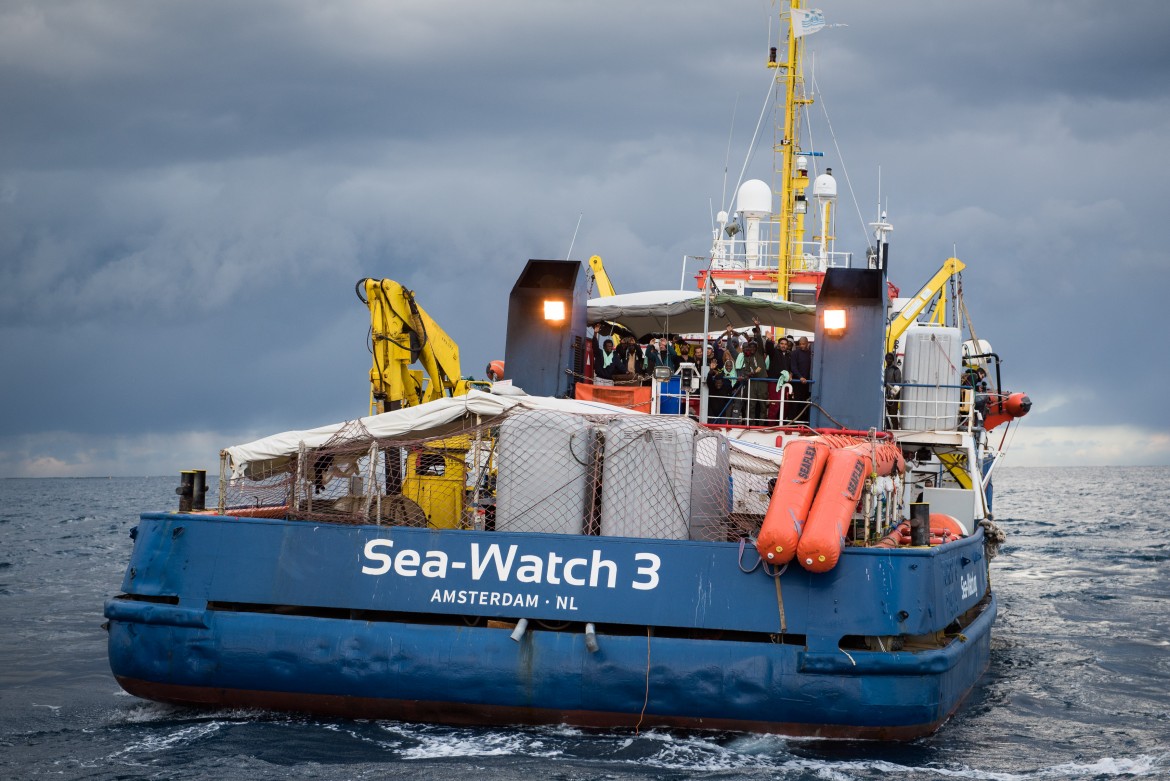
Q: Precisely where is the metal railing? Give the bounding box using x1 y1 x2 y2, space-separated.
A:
654 375 806 427
707 237 855 273
886 383 988 433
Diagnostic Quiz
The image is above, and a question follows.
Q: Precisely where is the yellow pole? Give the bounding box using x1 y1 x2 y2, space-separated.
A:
773 1 811 301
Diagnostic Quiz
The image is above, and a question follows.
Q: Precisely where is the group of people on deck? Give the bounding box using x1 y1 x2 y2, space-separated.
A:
590 330 691 384
706 320 812 425
590 319 812 426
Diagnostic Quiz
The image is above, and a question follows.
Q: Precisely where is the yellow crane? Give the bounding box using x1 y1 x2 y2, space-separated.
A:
589 254 617 297
356 277 487 528
885 257 965 354
357 278 476 416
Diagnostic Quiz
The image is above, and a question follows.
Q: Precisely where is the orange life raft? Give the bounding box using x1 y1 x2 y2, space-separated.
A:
757 436 905 573
755 440 830 566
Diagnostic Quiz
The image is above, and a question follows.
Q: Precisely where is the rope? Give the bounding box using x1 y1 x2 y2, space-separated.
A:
811 72 875 254
635 627 651 734
737 537 762 573
774 573 788 634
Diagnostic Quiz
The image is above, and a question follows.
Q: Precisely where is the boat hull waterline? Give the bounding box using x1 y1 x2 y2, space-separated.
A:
106 513 994 739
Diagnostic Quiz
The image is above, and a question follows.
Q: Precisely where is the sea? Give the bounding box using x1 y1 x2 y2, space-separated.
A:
1 467 1167 780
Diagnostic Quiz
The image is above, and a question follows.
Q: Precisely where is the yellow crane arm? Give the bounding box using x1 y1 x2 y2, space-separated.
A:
360 278 470 414
885 257 966 354
588 254 616 297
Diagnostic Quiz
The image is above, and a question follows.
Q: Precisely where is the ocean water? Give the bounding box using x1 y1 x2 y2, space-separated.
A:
1 467 1168 780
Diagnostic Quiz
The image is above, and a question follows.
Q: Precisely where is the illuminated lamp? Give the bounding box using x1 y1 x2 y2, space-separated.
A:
823 307 846 336
543 300 566 322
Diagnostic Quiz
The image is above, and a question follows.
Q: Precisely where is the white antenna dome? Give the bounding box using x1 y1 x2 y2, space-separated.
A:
736 179 772 217
716 210 728 223
813 170 837 200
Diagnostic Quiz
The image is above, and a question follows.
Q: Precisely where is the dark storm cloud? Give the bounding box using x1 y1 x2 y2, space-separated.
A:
1 0 1167 475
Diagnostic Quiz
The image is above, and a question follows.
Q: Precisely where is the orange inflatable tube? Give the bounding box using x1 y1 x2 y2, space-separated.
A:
755 440 830 566
985 391 1031 431
797 448 872 573
897 512 967 546
875 521 909 549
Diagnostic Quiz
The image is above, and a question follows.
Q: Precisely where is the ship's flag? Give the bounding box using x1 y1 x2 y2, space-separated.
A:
791 8 826 37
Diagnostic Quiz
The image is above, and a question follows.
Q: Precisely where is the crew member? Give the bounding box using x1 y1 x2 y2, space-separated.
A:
791 336 813 423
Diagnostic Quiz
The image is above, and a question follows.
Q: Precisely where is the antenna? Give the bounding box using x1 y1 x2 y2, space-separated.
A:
565 213 583 260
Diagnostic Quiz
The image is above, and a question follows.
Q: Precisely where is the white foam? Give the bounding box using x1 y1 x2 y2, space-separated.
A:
106 721 223 761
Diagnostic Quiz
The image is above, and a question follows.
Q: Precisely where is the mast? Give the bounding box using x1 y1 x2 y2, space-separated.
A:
770 0 813 300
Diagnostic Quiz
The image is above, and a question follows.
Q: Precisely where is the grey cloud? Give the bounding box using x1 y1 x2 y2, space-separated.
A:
1 0 1168 474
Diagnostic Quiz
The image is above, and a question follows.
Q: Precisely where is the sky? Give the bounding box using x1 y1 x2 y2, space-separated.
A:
1 0 1168 477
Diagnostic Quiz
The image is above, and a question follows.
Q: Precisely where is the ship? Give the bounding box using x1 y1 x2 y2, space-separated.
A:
105 1 1031 739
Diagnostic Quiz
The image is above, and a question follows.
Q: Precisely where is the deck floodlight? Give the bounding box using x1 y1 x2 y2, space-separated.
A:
794 194 808 214
543 299 566 322
653 365 672 382
824 307 846 336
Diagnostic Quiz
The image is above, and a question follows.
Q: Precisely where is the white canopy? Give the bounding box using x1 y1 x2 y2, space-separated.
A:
587 290 815 336
223 389 641 479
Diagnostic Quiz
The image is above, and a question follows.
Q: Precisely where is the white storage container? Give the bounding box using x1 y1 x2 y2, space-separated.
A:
495 410 596 535
599 417 692 539
599 417 729 540
900 324 962 431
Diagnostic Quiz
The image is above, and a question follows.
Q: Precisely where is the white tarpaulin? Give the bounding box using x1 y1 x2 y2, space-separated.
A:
223 389 641 479
587 290 815 336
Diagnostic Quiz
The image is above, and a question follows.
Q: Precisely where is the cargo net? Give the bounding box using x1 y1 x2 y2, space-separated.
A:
220 409 781 541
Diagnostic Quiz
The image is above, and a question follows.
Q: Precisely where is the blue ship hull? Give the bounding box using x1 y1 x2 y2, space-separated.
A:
105 512 994 739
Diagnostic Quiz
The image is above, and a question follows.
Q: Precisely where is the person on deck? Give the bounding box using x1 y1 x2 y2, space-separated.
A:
739 341 768 424
791 336 813 423
884 351 902 429
647 337 677 374
706 357 732 424
767 337 794 423
590 325 617 385
612 335 642 381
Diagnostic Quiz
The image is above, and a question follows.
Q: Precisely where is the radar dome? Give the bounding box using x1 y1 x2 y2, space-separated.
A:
736 179 772 216
812 171 837 199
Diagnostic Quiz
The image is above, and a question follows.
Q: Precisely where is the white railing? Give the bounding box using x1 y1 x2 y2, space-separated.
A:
888 384 984 433
655 375 801 427
708 237 855 273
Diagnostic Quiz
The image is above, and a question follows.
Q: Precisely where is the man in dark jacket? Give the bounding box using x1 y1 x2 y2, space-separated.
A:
791 336 813 423
647 337 677 373
706 357 732 424
590 325 617 384
767 337 794 423
884 351 902 429
613 335 643 381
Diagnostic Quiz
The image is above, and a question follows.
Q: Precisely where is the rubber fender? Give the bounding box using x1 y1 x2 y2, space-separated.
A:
755 440 830 565
797 448 872 573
